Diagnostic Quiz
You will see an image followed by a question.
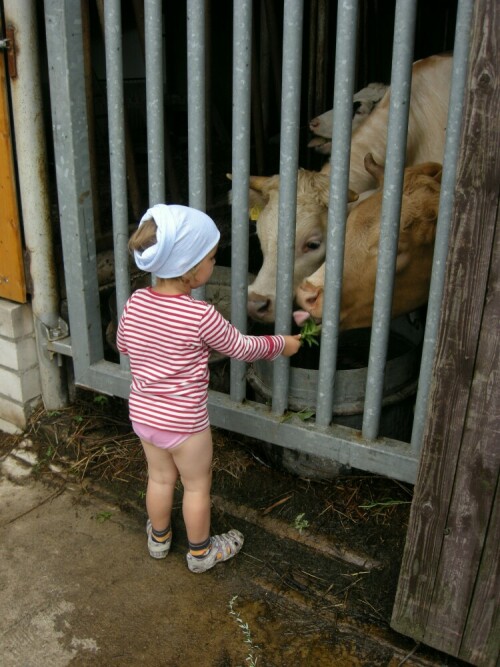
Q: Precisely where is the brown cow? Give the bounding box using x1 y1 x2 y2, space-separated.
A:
294 154 442 330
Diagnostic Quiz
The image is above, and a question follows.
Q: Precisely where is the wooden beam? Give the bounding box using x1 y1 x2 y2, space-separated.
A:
0 17 26 303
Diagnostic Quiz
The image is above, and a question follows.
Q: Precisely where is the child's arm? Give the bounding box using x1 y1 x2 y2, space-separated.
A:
200 305 300 362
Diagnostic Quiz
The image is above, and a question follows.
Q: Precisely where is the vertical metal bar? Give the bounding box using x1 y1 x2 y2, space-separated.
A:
315 0 359 427
271 0 304 415
103 0 130 371
144 0 165 204
362 0 417 440
230 0 252 402
187 0 207 301
44 0 103 380
410 0 475 454
187 0 206 211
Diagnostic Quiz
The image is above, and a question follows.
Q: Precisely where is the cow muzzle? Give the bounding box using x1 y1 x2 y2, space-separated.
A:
295 283 324 321
247 292 275 322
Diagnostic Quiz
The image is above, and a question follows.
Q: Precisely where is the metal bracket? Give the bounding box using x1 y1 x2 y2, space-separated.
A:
41 317 70 343
0 25 17 78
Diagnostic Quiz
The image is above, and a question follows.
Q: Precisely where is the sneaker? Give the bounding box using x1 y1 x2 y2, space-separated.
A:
146 519 172 559
186 530 244 573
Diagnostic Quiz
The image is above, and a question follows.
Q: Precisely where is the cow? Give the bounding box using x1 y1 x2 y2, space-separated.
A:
294 154 442 330
237 53 451 323
308 82 388 155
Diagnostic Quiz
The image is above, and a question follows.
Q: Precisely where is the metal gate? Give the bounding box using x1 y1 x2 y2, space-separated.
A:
43 0 473 485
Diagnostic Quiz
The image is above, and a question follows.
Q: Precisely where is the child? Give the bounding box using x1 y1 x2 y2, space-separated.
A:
117 204 301 573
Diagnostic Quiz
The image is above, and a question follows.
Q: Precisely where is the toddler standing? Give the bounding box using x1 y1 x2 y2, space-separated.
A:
117 204 301 573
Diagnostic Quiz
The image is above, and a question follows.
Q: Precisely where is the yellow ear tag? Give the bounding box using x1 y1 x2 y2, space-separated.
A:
249 206 261 221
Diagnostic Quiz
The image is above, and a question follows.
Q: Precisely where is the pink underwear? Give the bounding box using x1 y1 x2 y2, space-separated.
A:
131 421 191 450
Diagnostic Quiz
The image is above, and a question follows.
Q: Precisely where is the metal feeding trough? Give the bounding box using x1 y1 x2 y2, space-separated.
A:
247 314 424 480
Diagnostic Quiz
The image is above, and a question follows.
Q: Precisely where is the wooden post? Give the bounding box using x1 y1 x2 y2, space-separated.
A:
391 1 500 664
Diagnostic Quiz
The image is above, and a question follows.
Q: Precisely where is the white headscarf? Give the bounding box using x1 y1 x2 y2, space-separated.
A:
134 204 220 278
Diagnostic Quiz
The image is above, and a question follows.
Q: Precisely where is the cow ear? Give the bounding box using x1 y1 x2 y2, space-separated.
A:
227 173 275 220
248 175 278 220
248 188 268 220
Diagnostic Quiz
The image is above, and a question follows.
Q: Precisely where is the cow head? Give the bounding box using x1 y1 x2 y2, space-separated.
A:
228 171 358 323
295 154 442 328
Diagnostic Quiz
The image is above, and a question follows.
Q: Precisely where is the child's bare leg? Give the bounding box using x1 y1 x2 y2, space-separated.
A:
171 428 213 544
173 428 244 573
141 439 178 532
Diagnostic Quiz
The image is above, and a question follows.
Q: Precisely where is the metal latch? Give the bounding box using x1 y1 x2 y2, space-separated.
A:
0 25 17 78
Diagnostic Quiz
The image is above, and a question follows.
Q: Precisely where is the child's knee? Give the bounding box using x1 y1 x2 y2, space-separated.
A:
181 469 212 494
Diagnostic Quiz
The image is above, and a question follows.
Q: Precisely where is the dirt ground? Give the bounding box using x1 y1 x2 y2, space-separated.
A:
0 390 470 666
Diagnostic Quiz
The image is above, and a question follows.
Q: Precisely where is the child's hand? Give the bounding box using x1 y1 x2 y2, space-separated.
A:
281 334 302 357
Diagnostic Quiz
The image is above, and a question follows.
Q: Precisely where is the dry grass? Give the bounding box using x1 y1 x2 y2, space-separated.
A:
19 392 254 488
21 394 145 484
16 390 413 537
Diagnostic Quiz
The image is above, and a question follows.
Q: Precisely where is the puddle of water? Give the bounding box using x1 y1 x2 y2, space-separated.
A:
228 597 390 666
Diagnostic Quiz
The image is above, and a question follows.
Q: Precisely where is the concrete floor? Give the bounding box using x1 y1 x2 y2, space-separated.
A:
0 437 466 666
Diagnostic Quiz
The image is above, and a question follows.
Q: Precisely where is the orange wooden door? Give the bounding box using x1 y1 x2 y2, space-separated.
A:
0 25 26 303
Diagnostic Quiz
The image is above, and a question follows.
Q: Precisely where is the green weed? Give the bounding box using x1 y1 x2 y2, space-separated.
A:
293 513 310 533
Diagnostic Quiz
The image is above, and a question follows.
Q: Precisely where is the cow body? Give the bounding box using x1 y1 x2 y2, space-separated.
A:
242 54 451 323
295 156 442 329
344 54 451 193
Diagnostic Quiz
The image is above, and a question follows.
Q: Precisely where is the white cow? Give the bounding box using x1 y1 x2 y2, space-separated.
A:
308 82 388 154
238 53 452 323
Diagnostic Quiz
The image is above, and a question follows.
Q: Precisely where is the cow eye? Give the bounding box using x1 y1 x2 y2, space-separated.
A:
304 240 322 252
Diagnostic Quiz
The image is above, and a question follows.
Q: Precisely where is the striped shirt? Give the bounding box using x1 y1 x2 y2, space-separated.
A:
116 287 285 432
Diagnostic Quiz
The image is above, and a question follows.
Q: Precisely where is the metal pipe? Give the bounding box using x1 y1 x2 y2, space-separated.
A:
229 0 252 402
145 0 165 205
315 0 359 427
271 0 304 415
44 0 104 380
187 0 206 212
187 0 207 301
362 0 417 440
103 0 130 371
4 0 67 409
410 0 475 454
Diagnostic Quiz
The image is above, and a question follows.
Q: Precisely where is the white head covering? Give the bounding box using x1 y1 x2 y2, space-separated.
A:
134 204 220 278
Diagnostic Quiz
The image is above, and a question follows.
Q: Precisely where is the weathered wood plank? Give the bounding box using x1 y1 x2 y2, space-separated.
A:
461 475 500 666
391 0 500 662
423 210 499 657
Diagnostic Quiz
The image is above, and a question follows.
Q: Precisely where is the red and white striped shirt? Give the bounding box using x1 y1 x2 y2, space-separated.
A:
116 287 284 432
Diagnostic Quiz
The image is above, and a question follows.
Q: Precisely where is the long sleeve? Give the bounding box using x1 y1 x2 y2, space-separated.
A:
199 304 284 361
116 302 129 355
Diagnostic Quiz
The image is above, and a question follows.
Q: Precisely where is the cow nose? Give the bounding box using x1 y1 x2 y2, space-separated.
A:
296 283 322 313
247 294 272 320
303 288 319 308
